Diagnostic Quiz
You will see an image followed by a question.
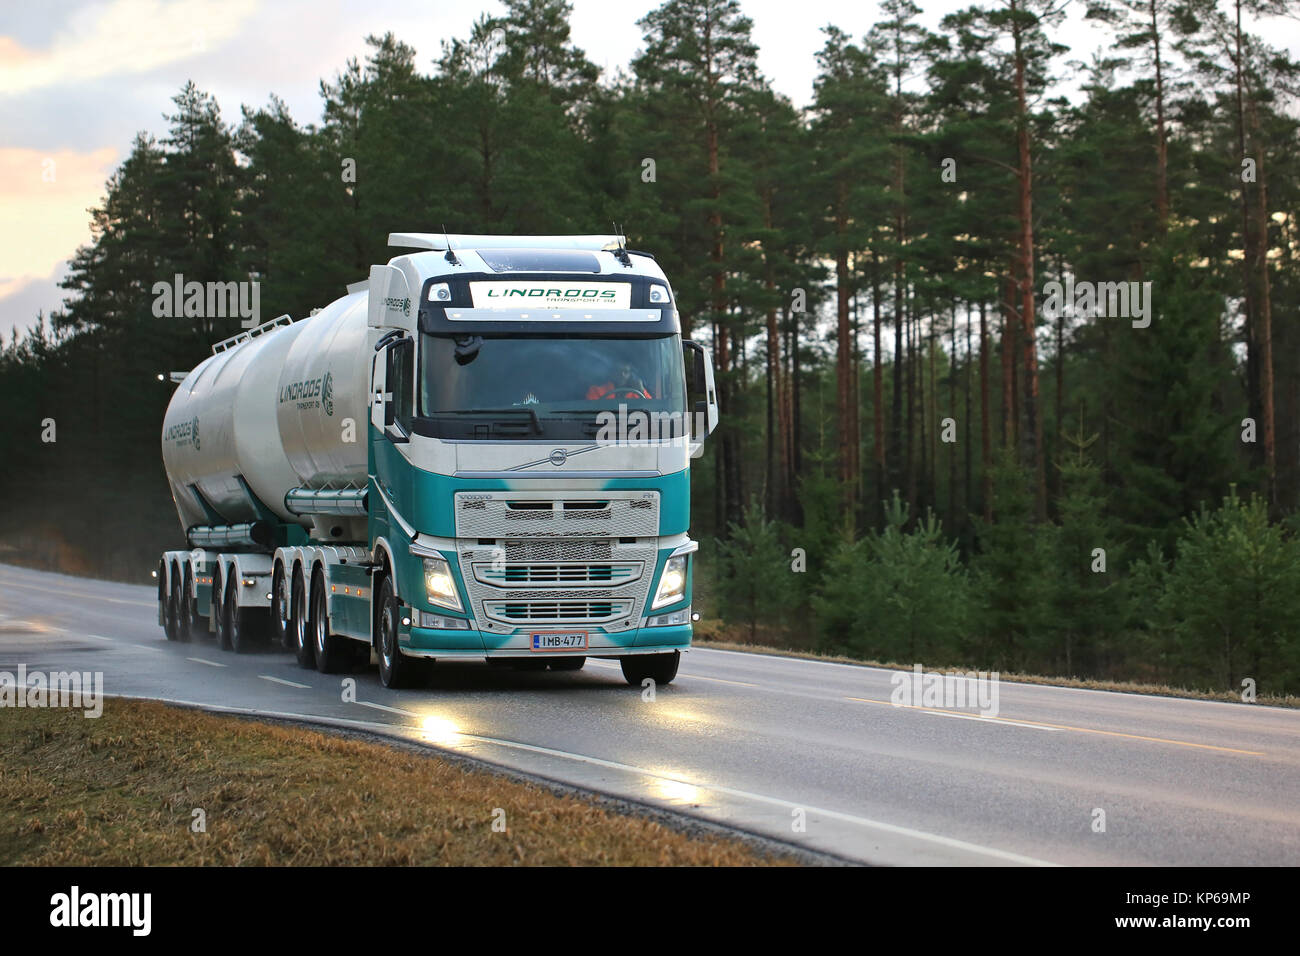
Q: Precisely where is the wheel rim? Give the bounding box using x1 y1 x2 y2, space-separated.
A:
380 599 395 670
292 576 306 651
214 575 223 638
227 587 239 647
313 581 327 656
272 570 288 639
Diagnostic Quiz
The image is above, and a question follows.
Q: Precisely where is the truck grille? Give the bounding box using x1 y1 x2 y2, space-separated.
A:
474 562 642 587
483 600 634 623
454 492 659 631
455 491 659 538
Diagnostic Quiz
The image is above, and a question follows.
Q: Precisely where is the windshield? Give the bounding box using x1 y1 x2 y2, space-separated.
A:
418 334 687 441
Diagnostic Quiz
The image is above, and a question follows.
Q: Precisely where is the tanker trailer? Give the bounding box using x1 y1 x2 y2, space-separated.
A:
156 234 719 688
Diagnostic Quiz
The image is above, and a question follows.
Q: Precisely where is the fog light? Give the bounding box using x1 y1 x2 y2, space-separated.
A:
647 607 691 627
419 611 471 630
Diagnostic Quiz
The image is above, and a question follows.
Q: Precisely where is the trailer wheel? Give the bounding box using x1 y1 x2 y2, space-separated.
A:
179 566 197 642
270 562 290 650
311 568 350 673
213 567 230 650
376 575 418 688
291 566 314 669
620 651 679 687
227 579 265 654
162 562 179 641
549 657 586 671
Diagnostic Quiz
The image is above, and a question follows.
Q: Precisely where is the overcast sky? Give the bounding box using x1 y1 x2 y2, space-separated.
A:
2 0 1297 341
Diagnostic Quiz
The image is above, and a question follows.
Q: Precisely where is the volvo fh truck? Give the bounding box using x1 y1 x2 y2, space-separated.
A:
156 234 717 688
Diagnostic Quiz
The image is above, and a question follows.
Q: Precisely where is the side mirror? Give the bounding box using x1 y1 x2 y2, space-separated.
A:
682 340 718 444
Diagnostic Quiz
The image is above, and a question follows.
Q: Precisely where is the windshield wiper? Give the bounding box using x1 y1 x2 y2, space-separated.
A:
438 408 543 434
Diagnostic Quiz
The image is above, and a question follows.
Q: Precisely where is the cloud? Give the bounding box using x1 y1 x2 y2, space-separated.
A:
0 263 70 342
0 0 259 96
0 147 116 303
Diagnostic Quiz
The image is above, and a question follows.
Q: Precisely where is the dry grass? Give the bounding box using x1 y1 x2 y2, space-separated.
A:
0 699 795 866
694 639 1300 709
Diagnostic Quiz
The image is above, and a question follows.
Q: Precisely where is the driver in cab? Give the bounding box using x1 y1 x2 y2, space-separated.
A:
586 361 653 400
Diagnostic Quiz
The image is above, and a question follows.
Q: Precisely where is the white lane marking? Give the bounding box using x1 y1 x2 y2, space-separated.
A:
132 644 163 653
102 692 1059 867
923 710 1061 731
355 699 420 717
1 578 155 607
85 634 116 642
683 673 757 687
186 657 226 668
259 675 312 689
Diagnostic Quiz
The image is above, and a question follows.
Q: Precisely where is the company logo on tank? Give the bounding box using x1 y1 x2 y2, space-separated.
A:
163 416 200 450
279 372 335 415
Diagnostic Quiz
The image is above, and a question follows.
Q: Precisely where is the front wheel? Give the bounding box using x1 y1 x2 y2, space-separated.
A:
376 576 419 688
620 651 679 686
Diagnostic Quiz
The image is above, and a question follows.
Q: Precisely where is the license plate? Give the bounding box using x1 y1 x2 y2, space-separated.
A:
530 631 588 651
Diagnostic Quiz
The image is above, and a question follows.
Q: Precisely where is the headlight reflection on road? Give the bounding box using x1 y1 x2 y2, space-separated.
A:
419 715 463 746
647 772 705 807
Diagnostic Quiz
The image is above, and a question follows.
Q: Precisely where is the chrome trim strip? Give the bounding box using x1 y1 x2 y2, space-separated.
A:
453 470 662 479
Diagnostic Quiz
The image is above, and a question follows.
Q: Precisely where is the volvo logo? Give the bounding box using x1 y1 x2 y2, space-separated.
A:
548 449 568 467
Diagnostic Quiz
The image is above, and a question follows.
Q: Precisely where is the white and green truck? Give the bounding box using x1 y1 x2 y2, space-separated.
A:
156 234 717 687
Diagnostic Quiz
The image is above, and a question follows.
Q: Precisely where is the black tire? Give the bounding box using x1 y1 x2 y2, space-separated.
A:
311 568 351 673
549 657 586 671
291 566 314 669
162 562 179 641
223 578 239 652
179 566 198 642
213 568 230 649
227 580 265 654
376 575 418 688
620 651 679 686
270 562 290 650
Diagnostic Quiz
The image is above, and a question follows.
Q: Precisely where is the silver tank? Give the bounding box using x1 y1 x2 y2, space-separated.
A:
161 289 373 533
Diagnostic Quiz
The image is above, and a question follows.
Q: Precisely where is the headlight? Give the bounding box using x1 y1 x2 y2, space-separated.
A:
651 554 687 609
648 283 671 304
423 555 462 611
427 282 452 302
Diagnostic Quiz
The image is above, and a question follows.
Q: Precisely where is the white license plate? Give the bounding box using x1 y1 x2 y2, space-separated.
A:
530 631 588 651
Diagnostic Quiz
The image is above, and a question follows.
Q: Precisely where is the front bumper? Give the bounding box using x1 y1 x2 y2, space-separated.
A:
398 622 692 659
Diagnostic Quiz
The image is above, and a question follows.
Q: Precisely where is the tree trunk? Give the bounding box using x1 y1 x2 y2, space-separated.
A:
1150 0 1169 228
872 249 886 527
980 299 992 522
1012 1 1046 519
835 227 857 531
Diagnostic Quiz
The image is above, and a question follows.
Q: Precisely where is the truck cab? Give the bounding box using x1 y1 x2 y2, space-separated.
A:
362 234 717 687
